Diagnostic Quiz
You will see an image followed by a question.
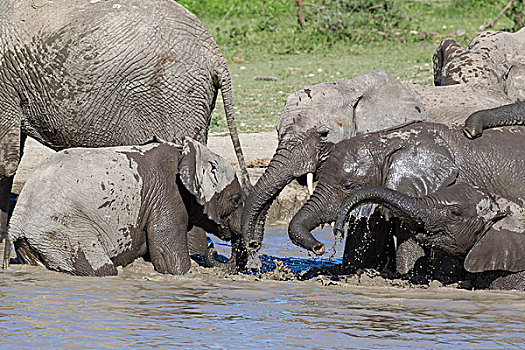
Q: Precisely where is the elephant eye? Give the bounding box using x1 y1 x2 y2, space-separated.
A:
318 128 329 139
230 194 241 208
342 179 359 191
447 205 462 218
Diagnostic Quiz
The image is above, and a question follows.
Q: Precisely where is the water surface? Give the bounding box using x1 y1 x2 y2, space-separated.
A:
1 226 524 349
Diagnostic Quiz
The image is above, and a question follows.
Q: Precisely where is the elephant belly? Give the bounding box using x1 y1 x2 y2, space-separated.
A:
13 0 217 149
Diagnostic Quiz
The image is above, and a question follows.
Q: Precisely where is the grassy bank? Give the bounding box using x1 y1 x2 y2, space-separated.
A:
177 0 522 134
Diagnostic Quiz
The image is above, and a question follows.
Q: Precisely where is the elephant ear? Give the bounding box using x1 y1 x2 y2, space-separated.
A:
383 130 458 197
433 37 466 86
179 137 237 224
505 63 525 102
352 69 427 134
465 198 525 273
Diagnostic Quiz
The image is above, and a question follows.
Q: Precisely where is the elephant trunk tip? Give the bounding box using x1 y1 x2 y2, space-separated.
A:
463 126 480 139
288 219 325 256
312 242 325 256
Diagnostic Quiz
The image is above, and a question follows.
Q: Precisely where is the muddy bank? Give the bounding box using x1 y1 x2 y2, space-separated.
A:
14 134 308 223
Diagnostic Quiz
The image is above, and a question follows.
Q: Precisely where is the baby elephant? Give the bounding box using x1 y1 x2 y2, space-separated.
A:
8 138 244 276
335 183 525 290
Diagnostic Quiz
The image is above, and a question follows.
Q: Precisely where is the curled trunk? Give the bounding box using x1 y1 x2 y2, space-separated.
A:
287 183 339 255
288 208 325 255
334 186 428 236
464 102 525 139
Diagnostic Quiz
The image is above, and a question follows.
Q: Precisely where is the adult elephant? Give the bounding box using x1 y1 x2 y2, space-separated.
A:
464 101 525 138
287 122 524 274
334 184 525 290
433 28 525 100
241 68 514 252
0 0 250 246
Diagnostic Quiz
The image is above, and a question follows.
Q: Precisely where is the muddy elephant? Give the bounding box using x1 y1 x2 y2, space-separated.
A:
464 101 525 138
287 121 525 274
433 28 525 100
7 138 246 276
241 68 514 253
0 0 250 249
335 184 525 290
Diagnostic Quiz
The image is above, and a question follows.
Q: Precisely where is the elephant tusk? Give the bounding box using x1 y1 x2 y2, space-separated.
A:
393 236 398 251
307 173 314 195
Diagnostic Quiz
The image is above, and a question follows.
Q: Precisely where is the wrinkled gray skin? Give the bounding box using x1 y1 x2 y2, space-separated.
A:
242 29 525 252
464 101 525 139
334 184 525 290
7 138 246 276
288 122 525 275
0 0 250 254
242 68 515 252
434 28 525 100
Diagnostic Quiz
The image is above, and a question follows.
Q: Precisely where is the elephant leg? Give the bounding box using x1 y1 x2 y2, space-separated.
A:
147 205 191 275
187 226 208 257
187 226 218 268
395 237 426 275
1 176 13 269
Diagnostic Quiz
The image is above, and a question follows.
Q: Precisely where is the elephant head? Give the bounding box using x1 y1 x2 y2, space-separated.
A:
179 138 247 269
287 122 459 255
334 184 525 275
242 69 426 252
464 101 525 139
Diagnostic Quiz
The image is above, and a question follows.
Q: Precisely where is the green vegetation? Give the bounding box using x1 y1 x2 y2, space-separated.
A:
177 0 523 133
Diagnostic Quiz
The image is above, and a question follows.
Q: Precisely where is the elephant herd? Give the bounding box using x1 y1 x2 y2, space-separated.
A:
1 1 523 290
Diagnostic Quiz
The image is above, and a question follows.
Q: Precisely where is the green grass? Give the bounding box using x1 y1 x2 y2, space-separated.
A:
176 0 521 134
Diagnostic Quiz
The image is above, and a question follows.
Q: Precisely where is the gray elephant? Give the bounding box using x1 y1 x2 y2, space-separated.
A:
241 68 514 253
7 138 245 276
0 0 250 250
464 101 525 138
433 28 525 101
334 184 525 290
287 121 524 275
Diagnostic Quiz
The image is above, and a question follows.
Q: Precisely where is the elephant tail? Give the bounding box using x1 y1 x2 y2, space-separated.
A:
217 67 252 192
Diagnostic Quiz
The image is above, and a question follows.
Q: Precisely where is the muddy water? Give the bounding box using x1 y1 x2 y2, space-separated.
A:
1 226 524 349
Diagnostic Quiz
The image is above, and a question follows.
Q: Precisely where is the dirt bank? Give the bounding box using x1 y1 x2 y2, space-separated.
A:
13 134 308 224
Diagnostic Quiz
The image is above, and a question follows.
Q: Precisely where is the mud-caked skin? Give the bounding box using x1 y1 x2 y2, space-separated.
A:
334 184 525 290
242 64 518 253
0 0 250 255
243 29 525 251
464 101 525 139
8 139 245 276
433 29 525 95
288 121 525 277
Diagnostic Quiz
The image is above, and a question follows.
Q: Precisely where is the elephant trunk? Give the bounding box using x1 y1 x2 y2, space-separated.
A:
464 102 525 139
334 187 428 236
242 148 300 251
287 183 338 255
